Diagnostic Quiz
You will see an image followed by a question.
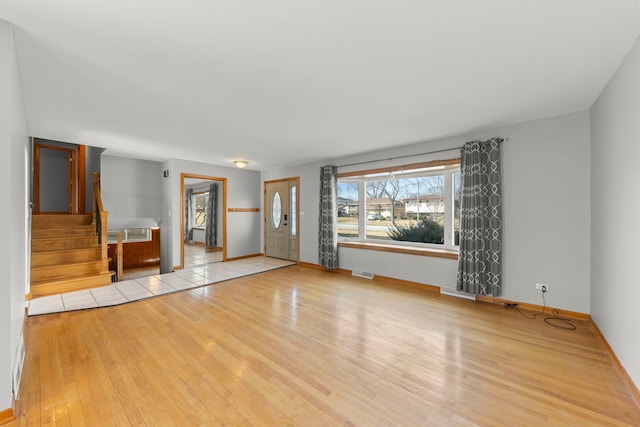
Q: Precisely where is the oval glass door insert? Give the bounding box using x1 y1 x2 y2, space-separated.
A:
272 191 282 228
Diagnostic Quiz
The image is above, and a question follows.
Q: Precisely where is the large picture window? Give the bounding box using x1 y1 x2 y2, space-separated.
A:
337 160 460 250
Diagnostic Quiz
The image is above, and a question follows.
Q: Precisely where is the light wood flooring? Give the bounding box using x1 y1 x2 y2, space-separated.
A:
13 265 640 426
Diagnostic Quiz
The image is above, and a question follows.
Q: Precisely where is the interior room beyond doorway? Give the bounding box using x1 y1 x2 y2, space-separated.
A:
182 174 226 269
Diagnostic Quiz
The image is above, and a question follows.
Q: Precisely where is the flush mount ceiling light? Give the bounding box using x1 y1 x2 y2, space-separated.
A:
234 160 248 168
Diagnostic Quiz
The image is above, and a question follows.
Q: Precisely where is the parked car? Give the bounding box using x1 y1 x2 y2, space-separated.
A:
367 213 382 221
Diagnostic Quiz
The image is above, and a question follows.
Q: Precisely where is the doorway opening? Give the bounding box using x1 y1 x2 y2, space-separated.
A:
33 142 78 214
264 177 300 262
181 173 227 269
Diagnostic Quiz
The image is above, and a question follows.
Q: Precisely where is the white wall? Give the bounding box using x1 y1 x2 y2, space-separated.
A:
0 19 29 411
101 155 163 219
590 34 640 390
160 159 261 272
263 111 591 313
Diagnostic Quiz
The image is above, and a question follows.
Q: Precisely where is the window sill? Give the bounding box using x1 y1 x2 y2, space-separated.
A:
338 241 458 260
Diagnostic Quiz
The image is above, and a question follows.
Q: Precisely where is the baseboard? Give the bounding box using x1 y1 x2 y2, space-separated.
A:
589 317 640 409
475 294 590 321
0 408 16 425
298 262 350 275
297 262 440 293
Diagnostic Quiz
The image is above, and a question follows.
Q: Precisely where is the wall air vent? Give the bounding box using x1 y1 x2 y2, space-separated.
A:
352 270 375 279
440 287 477 301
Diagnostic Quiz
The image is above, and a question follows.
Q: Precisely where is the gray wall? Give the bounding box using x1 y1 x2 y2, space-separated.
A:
160 158 262 272
590 33 640 391
39 147 69 212
262 111 591 314
100 155 163 219
85 145 105 212
0 19 30 410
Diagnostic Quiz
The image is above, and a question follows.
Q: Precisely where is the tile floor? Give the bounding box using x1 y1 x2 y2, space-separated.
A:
28 257 295 316
184 243 223 268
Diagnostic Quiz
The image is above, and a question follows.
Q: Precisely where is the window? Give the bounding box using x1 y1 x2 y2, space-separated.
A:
291 185 297 236
337 160 460 250
194 192 209 227
107 228 151 244
337 181 359 238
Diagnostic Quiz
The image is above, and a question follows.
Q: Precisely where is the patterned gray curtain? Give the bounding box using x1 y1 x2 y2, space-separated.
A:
457 137 503 296
185 188 194 242
205 183 218 247
318 165 339 269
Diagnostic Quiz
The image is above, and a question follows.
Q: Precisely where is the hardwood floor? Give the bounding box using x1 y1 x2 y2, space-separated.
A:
14 265 640 426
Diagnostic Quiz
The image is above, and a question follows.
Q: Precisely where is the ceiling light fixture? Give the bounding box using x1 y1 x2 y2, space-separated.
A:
234 160 248 168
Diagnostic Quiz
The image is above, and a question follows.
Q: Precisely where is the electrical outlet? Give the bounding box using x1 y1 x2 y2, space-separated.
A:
536 283 549 292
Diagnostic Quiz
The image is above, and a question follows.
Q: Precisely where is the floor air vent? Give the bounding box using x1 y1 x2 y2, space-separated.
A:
440 287 476 301
352 270 375 279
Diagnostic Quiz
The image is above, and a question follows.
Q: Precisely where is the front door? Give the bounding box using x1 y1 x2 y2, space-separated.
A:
265 178 299 261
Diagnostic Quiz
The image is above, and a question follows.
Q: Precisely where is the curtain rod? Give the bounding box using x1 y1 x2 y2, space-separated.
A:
336 137 505 168
337 146 462 169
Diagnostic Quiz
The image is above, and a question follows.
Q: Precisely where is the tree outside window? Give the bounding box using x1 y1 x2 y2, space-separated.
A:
194 192 208 227
337 161 460 250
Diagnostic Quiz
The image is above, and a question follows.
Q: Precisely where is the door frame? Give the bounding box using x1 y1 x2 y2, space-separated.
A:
263 177 300 262
33 142 77 214
180 173 228 269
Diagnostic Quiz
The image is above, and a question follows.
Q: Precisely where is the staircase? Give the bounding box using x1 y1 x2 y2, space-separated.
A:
31 214 114 297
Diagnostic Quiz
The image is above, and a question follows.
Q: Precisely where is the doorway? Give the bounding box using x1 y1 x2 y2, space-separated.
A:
180 173 227 269
34 143 76 214
264 177 300 261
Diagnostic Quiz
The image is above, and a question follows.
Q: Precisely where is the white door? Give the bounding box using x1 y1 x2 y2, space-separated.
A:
265 178 299 261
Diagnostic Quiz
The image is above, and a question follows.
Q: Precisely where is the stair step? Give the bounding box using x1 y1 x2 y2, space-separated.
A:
31 260 105 282
32 236 99 252
32 214 93 227
31 225 95 238
31 248 102 267
31 272 115 297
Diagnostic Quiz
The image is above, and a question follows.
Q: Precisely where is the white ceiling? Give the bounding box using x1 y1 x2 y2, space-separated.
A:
2 1 640 171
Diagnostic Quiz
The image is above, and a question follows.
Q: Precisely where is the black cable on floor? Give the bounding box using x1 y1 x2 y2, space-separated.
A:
544 309 576 330
515 292 576 330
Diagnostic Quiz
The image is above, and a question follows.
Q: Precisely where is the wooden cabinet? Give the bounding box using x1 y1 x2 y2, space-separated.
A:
108 228 160 270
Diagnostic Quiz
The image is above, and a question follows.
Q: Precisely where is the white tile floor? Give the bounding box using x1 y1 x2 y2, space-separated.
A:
28 257 295 316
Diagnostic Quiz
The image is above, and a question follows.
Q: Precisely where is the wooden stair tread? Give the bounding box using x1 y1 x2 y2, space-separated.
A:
32 214 93 227
32 260 103 269
31 272 115 297
31 236 100 252
31 248 101 267
31 271 115 289
32 235 98 241
32 226 95 236
31 247 101 256
31 260 105 282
